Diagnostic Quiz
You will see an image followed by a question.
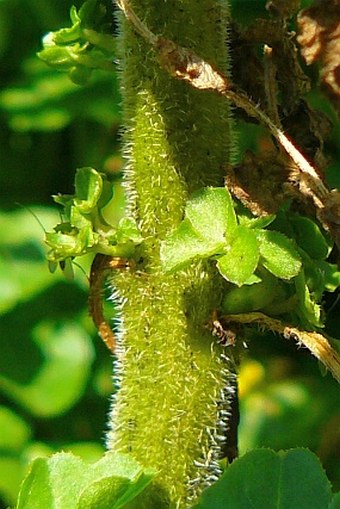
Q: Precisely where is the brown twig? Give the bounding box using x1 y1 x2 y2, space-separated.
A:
221 312 340 384
89 253 129 353
263 44 281 128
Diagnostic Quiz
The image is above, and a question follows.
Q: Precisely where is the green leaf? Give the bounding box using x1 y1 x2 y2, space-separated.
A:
78 471 153 509
16 451 155 509
185 187 237 243
290 216 331 260
70 205 92 229
0 321 94 417
0 406 31 452
37 0 115 87
160 219 225 273
235 202 276 229
0 60 121 132
221 269 279 314
296 249 330 304
68 65 93 86
216 226 259 285
161 187 240 273
329 492 340 509
45 168 141 264
78 0 102 25
0 208 65 314
255 230 302 279
116 217 143 245
248 215 276 229
74 167 103 213
317 261 340 292
70 5 81 25
193 448 332 509
52 23 82 45
45 225 97 262
294 271 323 328
0 456 23 506
38 45 78 70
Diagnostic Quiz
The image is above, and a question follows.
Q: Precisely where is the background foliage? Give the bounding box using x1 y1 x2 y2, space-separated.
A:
0 1 339 507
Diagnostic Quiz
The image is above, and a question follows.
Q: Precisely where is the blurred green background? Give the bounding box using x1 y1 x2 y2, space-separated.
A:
0 1 339 507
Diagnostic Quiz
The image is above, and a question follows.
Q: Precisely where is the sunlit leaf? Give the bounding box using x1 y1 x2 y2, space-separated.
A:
256 229 302 279
216 226 259 285
74 167 103 213
0 457 23 507
161 219 225 273
52 22 82 45
185 187 237 243
38 45 78 70
16 451 155 509
116 217 143 245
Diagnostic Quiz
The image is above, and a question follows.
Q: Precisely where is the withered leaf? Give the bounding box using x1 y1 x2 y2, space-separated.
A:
297 1 340 114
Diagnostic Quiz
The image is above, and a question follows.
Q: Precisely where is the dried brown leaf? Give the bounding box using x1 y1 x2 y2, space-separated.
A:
298 1 340 113
225 150 290 216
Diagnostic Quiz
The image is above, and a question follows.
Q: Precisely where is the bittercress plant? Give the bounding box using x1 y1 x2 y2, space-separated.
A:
160 187 302 283
160 186 340 329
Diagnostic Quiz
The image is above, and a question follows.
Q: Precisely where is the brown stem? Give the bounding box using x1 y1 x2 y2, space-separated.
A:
89 254 129 352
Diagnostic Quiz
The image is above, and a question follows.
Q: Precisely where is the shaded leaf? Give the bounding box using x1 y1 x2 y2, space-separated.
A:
294 271 322 328
290 216 331 260
317 261 340 293
0 321 94 417
0 406 31 452
221 270 279 314
0 208 64 314
0 60 120 132
193 448 332 509
329 492 340 509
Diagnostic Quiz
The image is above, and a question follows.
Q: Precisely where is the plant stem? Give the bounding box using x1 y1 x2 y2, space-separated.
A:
107 1 234 507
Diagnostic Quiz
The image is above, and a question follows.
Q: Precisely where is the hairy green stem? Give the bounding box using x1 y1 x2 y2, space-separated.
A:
107 1 234 507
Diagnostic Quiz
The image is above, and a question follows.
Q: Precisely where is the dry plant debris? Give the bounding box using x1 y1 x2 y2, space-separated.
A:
298 0 340 115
